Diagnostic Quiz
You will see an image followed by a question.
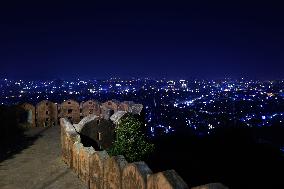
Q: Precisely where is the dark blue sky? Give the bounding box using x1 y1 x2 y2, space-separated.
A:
0 1 284 79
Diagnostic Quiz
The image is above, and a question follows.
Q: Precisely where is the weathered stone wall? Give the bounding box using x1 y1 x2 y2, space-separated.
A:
147 170 189 189
101 106 114 120
118 102 131 112
18 99 142 127
61 117 228 189
104 155 128 189
36 100 58 127
101 100 119 113
20 102 36 127
59 99 80 124
90 150 109 189
79 146 95 185
19 100 226 188
81 100 101 117
122 162 152 189
191 183 229 189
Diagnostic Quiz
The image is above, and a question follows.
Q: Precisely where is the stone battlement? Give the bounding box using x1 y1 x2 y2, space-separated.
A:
60 116 228 189
19 99 143 127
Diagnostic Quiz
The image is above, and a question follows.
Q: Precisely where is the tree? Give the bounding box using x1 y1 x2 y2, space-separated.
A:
108 114 154 162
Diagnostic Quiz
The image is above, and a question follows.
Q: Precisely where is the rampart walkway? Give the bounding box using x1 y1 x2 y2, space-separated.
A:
0 126 86 189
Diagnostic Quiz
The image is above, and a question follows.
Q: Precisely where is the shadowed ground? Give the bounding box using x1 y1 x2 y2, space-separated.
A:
0 126 86 189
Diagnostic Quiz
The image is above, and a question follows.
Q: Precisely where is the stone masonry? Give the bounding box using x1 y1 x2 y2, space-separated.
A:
60 116 228 189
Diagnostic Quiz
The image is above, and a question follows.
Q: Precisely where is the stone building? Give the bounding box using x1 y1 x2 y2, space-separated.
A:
59 99 80 124
36 100 58 127
20 103 36 127
81 100 101 118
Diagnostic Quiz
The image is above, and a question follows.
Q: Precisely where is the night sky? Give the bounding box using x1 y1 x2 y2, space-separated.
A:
0 1 284 80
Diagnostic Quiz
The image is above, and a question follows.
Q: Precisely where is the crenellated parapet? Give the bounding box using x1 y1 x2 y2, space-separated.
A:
59 99 81 124
17 99 143 127
36 100 58 127
60 117 228 189
80 100 101 118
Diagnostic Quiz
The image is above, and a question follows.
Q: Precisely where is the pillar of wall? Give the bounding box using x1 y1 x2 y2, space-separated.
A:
81 100 101 118
89 151 109 189
59 100 80 124
122 162 153 189
36 100 58 127
101 100 119 113
79 146 95 185
60 118 80 167
118 102 131 112
191 183 228 189
104 155 128 189
72 141 83 175
147 170 188 189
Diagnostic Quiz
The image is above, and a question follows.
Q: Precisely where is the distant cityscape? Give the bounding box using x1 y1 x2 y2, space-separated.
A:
1 78 284 137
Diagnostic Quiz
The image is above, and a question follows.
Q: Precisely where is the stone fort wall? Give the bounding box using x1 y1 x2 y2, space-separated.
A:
19 99 143 127
60 117 228 189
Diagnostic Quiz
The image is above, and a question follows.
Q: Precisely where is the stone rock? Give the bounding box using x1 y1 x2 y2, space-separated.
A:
81 100 101 117
147 170 189 189
129 104 143 115
60 118 79 166
72 141 83 175
122 162 152 189
78 146 95 185
110 111 127 125
74 114 99 133
90 151 109 189
104 155 128 189
191 183 229 189
59 99 80 124
36 100 58 127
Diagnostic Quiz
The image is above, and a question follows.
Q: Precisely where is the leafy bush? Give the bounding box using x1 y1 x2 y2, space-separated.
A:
108 114 154 162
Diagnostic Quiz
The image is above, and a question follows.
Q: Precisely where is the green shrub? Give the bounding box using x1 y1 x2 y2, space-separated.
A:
108 114 154 162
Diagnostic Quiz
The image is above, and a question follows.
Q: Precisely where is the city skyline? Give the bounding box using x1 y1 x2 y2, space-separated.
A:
1 1 284 80
1 77 284 136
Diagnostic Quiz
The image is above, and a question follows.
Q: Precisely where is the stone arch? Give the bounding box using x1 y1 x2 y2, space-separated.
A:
59 99 80 124
36 100 58 127
147 170 189 189
81 100 101 117
122 162 153 189
20 103 36 127
104 155 128 189
90 150 109 189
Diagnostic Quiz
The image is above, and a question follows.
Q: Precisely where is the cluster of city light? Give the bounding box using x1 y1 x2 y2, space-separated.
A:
1 78 284 136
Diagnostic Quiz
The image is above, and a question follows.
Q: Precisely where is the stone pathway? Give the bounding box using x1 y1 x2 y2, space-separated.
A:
0 126 86 189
